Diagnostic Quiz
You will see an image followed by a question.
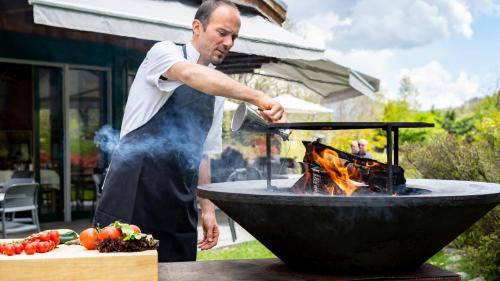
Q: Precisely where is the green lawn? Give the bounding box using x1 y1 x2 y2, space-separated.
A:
197 240 275 261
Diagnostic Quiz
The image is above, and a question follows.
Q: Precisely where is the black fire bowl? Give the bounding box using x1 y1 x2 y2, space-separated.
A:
198 179 500 274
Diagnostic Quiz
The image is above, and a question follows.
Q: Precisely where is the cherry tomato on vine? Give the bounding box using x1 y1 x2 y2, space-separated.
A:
14 243 23 255
39 232 50 242
49 230 60 245
4 245 15 256
24 243 36 255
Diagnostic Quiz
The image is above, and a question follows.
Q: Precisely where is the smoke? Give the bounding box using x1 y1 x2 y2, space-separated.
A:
94 125 120 153
104 111 207 172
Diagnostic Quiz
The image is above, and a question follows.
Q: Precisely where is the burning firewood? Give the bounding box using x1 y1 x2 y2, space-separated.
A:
292 141 406 196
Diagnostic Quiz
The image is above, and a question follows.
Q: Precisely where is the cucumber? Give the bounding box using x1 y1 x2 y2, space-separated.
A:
55 229 79 244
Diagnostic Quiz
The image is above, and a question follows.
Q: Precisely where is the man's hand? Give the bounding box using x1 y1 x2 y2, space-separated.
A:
197 155 219 250
257 93 287 123
198 209 219 250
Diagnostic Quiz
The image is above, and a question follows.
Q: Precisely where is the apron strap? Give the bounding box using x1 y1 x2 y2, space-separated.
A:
182 44 187 59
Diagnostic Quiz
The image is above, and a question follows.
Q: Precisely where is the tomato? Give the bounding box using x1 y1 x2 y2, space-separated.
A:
48 240 55 251
39 232 50 242
80 228 99 250
0 244 5 254
36 242 46 253
4 245 15 256
35 242 44 253
24 243 36 255
130 224 141 234
98 226 122 241
43 241 51 253
30 233 40 241
49 231 60 245
97 228 109 241
14 243 23 255
22 241 29 248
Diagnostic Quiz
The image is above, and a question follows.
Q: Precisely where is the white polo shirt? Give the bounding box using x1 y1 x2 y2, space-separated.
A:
121 41 224 155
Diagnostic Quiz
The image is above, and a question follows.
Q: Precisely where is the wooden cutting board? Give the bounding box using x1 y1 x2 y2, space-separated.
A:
0 241 157 281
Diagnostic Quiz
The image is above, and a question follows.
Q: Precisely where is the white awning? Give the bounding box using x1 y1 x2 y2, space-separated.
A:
29 0 324 60
258 59 379 102
28 0 380 101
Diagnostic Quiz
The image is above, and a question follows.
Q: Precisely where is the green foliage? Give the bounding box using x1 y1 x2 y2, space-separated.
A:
402 134 498 182
381 77 438 143
438 110 475 136
471 91 500 147
453 206 500 281
402 132 499 280
428 249 474 275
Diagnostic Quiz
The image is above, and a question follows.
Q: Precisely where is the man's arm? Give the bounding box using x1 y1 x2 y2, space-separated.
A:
197 154 219 250
166 62 285 122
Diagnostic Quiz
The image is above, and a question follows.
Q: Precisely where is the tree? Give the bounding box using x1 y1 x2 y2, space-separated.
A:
398 75 420 109
437 110 475 136
381 77 437 143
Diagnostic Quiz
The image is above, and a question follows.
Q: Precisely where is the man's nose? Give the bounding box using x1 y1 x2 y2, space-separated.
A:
222 36 233 49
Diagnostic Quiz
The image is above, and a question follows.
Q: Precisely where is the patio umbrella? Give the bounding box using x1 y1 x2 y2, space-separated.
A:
224 100 239 111
274 94 332 114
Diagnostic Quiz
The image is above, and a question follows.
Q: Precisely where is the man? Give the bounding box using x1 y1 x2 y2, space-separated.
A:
350 140 359 155
357 139 373 159
94 0 285 262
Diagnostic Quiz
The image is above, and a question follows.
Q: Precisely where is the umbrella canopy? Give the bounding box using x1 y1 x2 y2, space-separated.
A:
274 95 332 114
224 100 239 111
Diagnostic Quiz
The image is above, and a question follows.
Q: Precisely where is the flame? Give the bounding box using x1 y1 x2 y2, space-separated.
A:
311 148 359 196
292 141 401 196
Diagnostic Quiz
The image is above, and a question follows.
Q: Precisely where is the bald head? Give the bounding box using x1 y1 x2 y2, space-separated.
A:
194 0 239 29
192 1 240 65
358 139 368 154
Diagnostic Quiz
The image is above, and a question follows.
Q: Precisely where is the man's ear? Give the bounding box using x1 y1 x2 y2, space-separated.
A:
192 19 202 35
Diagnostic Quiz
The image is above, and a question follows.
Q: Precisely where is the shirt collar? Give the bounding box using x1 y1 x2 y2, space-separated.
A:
186 42 215 69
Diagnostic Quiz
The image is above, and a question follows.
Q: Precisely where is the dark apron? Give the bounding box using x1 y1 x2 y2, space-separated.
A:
94 45 215 262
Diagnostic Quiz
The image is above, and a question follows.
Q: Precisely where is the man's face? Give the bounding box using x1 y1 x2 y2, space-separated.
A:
193 5 240 65
350 143 359 153
359 142 368 153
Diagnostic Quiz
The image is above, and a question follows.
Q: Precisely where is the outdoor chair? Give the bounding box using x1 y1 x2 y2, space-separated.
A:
0 182 40 238
11 170 34 179
0 178 36 221
0 177 35 192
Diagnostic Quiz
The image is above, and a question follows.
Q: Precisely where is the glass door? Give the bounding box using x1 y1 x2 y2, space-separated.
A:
1 61 109 221
35 66 64 220
0 62 65 221
0 62 34 181
67 68 108 218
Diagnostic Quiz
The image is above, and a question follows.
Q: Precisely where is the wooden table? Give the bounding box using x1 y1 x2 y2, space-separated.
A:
159 259 459 281
0 243 157 281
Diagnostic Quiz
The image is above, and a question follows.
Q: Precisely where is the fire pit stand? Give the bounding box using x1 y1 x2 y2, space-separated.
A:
265 122 434 192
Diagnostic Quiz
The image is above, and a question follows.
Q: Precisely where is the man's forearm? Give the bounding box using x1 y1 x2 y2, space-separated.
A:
167 62 265 107
198 154 216 215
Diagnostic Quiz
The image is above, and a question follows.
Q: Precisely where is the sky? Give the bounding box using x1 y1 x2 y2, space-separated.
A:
284 0 500 110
